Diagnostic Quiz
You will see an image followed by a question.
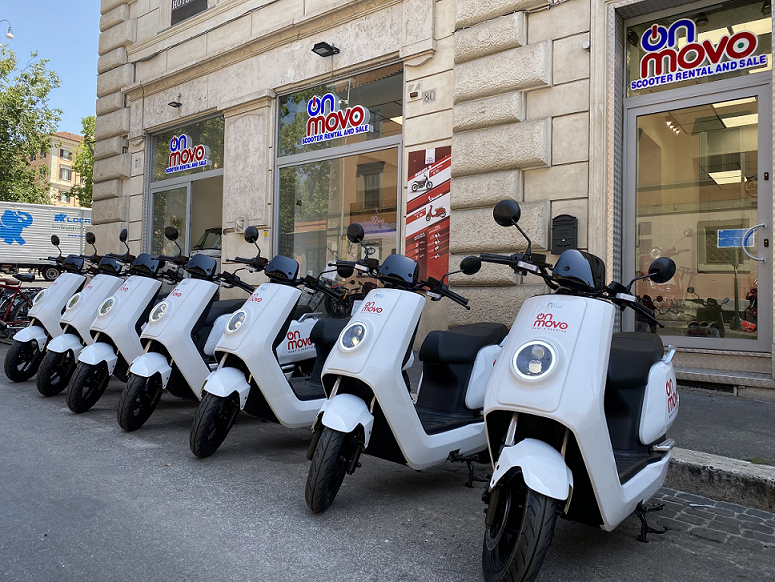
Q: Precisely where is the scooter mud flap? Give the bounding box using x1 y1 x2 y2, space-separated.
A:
319 394 375 446
46 333 84 359
128 352 172 387
201 367 250 408
78 342 119 375
490 438 573 502
12 326 48 350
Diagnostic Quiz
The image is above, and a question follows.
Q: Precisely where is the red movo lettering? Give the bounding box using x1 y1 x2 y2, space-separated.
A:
361 301 383 314
248 295 263 303
119 284 129 292
533 313 569 331
666 378 678 415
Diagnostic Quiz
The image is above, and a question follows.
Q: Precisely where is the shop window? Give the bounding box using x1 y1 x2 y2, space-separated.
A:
59 167 71 181
152 116 224 182
626 0 772 97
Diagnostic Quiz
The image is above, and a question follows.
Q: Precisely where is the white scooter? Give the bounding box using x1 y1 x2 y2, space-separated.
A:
66 229 172 413
476 200 679 582
305 223 507 513
4 236 88 382
189 227 351 457
117 226 244 431
36 234 126 396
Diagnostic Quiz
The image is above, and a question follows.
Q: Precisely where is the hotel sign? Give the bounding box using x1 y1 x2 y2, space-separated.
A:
171 0 208 26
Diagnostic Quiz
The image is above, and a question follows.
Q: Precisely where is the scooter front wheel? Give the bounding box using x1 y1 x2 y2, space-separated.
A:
4 339 42 382
117 373 164 431
482 478 557 582
66 361 111 413
305 427 353 513
36 350 77 396
190 392 240 458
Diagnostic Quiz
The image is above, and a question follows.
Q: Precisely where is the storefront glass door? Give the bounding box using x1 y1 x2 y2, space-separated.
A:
151 185 190 256
627 85 772 350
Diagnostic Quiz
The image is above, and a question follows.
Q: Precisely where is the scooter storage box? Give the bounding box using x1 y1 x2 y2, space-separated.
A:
639 359 678 445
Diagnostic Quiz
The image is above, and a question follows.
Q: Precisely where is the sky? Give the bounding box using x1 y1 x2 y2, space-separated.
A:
2 0 100 135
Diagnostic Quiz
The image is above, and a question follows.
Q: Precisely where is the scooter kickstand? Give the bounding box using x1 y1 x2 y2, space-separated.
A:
465 460 488 488
635 501 667 543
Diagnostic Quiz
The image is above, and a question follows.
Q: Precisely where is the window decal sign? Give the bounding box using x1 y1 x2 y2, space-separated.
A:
303 93 371 145
166 134 211 175
631 18 767 91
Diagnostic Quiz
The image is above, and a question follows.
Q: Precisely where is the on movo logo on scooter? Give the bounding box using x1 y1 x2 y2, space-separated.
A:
533 312 568 331
631 17 766 91
361 301 383 314
286 330 312 351
303 93 371 145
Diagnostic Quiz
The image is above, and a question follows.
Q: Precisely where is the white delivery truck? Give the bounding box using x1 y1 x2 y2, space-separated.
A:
0 201 92 281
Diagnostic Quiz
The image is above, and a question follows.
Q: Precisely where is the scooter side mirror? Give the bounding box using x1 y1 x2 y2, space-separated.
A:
722 297 730 304
51 235 60 246
648 257 676 284
493 200 521 227
85 232 96 245
244 226 259 245
687 287 695 294
337 264 355 278
164 226 179 241
684 228 694 237
460 255 481 276
347 223 365 244
119 229 128 243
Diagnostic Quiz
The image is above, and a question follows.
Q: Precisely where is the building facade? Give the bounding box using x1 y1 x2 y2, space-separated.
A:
31 131 85 207
92 0 775 392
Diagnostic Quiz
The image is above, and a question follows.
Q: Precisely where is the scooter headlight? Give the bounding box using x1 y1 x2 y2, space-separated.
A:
32 289 46 305
98 296 115 316
66 293 81 310
340 322 367 351
225 309 247 334
512 341 556 381
150 301 169 323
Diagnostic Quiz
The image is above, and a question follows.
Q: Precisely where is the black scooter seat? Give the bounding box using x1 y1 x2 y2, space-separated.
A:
420 322 508 365
12 273 35 283
415 406 482 435
310 318 349 348
205 299 244 326
607 332 664 390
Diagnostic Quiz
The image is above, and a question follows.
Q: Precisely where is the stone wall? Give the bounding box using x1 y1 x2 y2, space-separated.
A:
449 0 590 327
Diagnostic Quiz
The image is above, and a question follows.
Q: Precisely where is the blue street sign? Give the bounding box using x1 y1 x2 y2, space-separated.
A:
717 228 755 249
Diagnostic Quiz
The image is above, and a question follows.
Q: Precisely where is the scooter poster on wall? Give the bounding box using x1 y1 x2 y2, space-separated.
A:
406 147 451 281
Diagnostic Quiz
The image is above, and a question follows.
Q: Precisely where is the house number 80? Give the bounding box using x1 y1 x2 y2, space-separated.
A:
423 90 436 102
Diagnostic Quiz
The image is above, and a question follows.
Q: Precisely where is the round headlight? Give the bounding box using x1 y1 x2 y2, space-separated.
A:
512 341 557 380
32 290 46 305
149 301 169 323
98 296 115 316
66 293 81 310
340 322 367 351
225 309 247 334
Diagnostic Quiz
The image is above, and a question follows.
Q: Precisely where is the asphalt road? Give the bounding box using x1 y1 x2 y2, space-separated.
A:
1 355 773 581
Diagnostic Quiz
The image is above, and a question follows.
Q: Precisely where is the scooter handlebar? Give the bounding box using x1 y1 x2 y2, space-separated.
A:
628 298 665 328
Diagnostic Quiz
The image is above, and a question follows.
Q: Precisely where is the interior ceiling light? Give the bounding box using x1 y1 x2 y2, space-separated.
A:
390 117 403 125
732 18 771 36
709 170 742 185
311 41 339 57
721 114 759 128
713 97 757 108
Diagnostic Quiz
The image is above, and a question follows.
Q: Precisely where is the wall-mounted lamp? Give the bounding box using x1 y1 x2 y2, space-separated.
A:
312 41 339 57
695 13 709 26
0 20 14 39
168 93 182 108
763 0 771 15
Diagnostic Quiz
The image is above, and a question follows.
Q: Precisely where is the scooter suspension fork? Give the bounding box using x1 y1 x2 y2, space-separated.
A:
484 413 519 526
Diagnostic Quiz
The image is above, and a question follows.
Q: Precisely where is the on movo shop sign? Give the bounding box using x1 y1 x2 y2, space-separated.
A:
632 17 767 91
303 93 371 145
165 134 210 175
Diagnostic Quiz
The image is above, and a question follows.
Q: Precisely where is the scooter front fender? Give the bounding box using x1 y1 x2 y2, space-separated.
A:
46 333 84 358
318 394 375 446
13 326 48 350
78 342 119 375
201 367 251 408
490 438 573 502
129 352 172 387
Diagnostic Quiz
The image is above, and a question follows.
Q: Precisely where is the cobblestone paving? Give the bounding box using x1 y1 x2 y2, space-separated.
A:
654 488 775 551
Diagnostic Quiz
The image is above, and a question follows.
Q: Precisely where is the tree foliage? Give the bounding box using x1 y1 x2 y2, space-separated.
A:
68 115 95 207
0 45 61 204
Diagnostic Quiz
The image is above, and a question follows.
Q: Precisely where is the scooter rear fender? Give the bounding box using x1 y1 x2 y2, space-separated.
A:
129 352 172 387
13 326 48 350
201 367 251 408
490 438 573 502
46 333 84 357
318 393 375 446
78 342 119 375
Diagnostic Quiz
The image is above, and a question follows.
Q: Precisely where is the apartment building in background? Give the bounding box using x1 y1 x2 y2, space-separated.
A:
30 131 84 207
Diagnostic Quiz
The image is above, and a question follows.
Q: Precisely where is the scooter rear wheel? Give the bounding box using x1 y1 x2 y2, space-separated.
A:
482 477 557 582
190 392 240 458
117 373 164 431
4 339 42 382
305 427 352 513
66 361 111 413
36 350 77 396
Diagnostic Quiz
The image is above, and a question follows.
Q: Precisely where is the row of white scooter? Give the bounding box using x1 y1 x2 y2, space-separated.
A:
4 200 681 582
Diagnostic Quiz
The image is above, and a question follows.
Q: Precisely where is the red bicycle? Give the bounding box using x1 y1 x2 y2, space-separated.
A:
0 274 41 338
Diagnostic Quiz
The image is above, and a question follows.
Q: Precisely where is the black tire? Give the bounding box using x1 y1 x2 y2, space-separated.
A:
42 266 59 281
4 339 42 382
324 294 352 319
190 392 240 458
482 478 557 582
36 349 77 396
305 427 353 513
116 373 164 431
66 361 111 413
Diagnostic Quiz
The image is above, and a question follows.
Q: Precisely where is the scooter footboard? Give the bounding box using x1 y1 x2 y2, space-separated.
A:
46 333 84 356
318 394 375 446
13 326 48 350
490 438 573 501
78 342 119 374
201 367 251 408
129 352 172 386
